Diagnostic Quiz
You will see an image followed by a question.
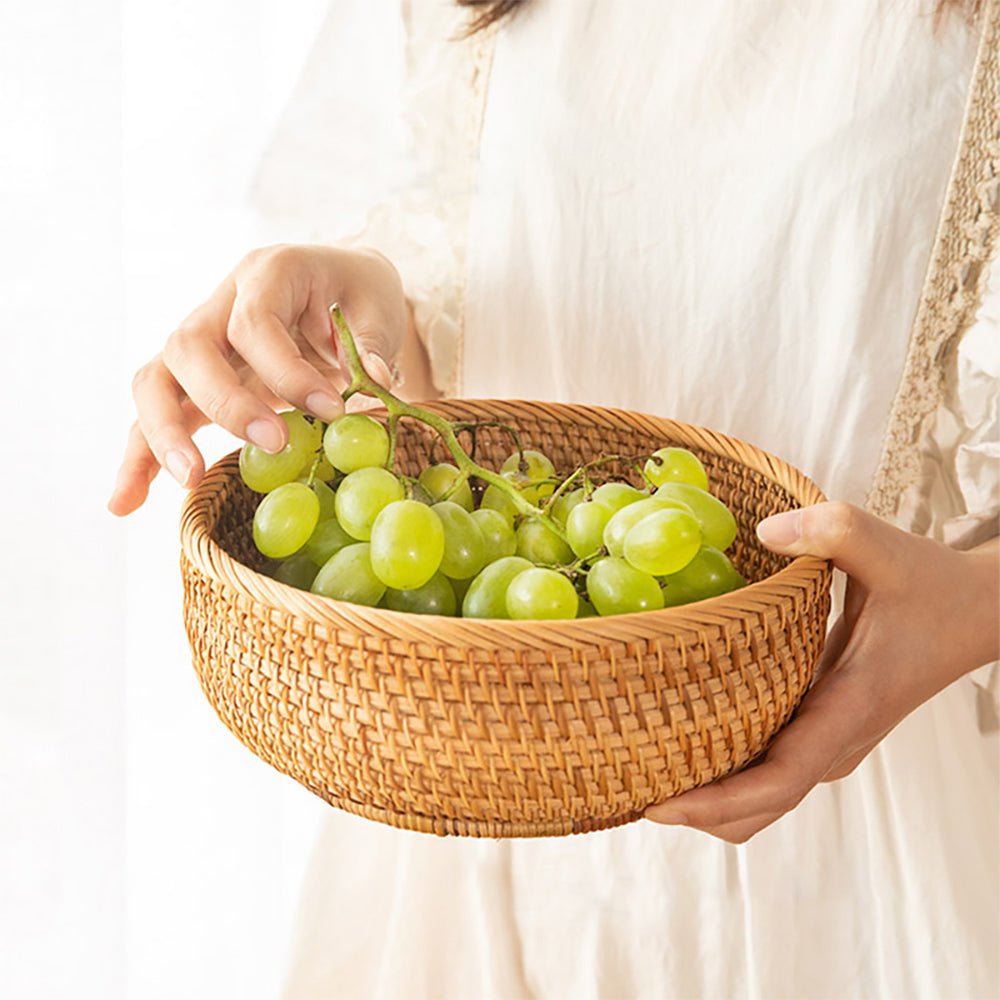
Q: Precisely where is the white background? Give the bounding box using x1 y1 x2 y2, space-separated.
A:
4 4 998 999
1 2 338 997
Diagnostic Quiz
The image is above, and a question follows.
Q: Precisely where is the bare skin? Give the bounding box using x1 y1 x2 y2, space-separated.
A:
111 243 1000 845
646 504 999 842
108 244 436 517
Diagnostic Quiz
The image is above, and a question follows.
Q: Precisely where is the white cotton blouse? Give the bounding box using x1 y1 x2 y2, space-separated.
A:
251 2 999 997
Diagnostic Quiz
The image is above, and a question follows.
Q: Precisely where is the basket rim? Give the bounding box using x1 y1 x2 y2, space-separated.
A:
180 399 829 649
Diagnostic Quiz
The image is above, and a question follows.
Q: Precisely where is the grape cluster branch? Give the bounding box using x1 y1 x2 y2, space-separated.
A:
331 305 567 540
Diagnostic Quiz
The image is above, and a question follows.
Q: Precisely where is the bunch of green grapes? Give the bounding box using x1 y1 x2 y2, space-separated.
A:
242 408 747 621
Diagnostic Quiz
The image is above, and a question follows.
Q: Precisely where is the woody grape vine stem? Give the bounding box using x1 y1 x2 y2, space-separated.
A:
330 305 568 540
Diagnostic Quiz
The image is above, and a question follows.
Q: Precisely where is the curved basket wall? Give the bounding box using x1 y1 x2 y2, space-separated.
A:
180 400 831 837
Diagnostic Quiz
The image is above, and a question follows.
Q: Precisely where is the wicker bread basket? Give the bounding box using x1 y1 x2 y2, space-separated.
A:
180 399 831 838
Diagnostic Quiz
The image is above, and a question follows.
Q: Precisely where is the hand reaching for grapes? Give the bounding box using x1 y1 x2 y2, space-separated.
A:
108 244 433 516
645 502 999 843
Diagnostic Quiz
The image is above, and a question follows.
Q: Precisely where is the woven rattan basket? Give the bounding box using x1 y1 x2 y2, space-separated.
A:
180 399 831 837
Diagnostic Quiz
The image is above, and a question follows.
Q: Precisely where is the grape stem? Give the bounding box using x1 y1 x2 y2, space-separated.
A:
543 453 658 508
331 305 567 539
304 453 322 487
451 420 526 465
386 413 400 471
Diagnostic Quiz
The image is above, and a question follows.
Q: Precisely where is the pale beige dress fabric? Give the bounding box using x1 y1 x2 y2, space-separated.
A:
251 2 1000 997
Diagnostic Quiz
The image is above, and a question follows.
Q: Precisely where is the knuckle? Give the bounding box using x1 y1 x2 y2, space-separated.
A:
354 246 403 289
813 501 856 549
162 326 196 368
202 386 242 428
824 761 856 783
264 244 300 270
226 310 252 349
824 746 870 782
785 777 814 811
228 300 272 347
244 243 298 275
763 760 813 811
144 428 173 459
782 790 806 815
270 364 307 403
355 325 392 361
131 363 153 395
239 245 278 269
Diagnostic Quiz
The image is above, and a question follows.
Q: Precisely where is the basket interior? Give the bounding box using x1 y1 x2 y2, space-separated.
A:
210 404 798 587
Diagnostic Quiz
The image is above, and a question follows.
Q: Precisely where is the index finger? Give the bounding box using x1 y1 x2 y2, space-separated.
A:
226 270 344 420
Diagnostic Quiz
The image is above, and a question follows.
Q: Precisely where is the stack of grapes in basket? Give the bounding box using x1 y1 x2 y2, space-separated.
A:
241 407 747 621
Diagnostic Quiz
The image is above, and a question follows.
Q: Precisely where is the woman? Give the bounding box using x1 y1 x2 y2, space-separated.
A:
110 1 999 996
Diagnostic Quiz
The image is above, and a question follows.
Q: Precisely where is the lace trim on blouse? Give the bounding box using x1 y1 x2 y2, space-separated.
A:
867 1 1000 536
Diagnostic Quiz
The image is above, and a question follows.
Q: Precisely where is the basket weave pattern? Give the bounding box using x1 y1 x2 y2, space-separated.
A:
181 401 831 837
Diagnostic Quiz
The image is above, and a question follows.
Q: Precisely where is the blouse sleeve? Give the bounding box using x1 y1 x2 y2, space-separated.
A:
247 0 491 397
948 252 1000 545
897 249 1000 551
907 249 1000 728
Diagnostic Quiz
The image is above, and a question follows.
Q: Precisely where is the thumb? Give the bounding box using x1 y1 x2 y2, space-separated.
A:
360 348 395 389
331 314 396 390
756 501 899 581
346 320 395 389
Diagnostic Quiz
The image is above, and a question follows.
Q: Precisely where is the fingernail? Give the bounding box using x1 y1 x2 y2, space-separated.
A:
164 450 192 486
645 806 689 825
305 390 343 420
246 419 285 454
364 352 393 388
756 509 802 547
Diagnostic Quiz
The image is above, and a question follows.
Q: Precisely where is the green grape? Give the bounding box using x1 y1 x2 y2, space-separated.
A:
654 482 738 551
516 519 574 566
505 567 579 620
566 501 613 559
590 481 646 513
470 508 517 561
334 467 405 541
290 409 323 448
239 410 322 493
322 413 390 473
296 477 337 521
661 545 747 607
370 499 446 590
314 456 337 482
549 487 585 526
500 449 556 504
586 557 665 616
384 572 457 616
461 556 533 619
433 501 487 579
418 464 474 511
449 574 474 606
252 481 321 558
302 517 354 566
603 497 692 558
623 508 702 576
577 598 599 618
271 552 320 591
311 542 386 606
644 447 709 491
500 449 554 478
480 484 519 524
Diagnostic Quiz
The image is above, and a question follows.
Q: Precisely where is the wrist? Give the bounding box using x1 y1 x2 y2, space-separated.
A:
960 538 1000 669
